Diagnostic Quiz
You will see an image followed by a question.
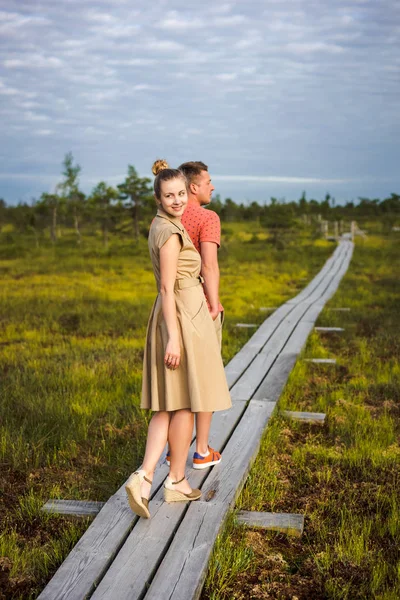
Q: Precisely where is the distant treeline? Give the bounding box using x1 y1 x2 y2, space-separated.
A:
1 153 399 246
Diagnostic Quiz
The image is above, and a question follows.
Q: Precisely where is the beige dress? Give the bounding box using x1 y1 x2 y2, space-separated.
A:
141 208 232 413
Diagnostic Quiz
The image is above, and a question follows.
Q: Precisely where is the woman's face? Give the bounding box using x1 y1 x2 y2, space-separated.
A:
158 177 188 218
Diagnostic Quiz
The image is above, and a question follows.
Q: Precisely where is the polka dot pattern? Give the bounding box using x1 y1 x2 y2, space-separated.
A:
182 202 223 312
181 202 221 253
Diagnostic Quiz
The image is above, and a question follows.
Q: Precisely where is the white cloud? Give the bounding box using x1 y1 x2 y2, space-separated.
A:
145 39 185 52
286 42 346 54
0 0 399 203
213 175 353 184
214 14 247 26
156 11 205 30
215 73 237 81
34 129 53 136
4 54 63 69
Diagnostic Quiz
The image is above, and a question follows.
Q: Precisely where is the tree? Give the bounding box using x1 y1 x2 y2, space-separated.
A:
118 165 152 240
89 182 120 248
39 191 62 243
59 152 84 244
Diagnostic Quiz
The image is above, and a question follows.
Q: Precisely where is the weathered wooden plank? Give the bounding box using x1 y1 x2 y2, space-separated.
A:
253 353 298 402
287 242 346 305
301 303 324 323
224 303 294 387
38 402 247 600
283 320 315 355
282 410 326 423
39 239 354 600
302 245 350 306
236 510 304 537
304 358 337 364
315 326 344 332
42 500 105 518
90 401 250 600
144 400 276 600
230 302 311 401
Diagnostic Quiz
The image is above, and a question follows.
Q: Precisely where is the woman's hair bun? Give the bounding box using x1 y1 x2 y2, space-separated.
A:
152 159 169 176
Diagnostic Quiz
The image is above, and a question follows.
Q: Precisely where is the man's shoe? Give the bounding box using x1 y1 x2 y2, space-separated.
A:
193 447 221 470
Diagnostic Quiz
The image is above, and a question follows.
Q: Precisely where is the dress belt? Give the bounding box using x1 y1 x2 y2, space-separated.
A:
174 275 204 290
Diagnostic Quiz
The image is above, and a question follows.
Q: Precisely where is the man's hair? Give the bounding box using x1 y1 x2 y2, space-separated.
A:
178 161 208 185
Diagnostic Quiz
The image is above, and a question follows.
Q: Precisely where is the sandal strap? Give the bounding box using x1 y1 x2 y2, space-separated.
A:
134 471 153 485
172 476 185 485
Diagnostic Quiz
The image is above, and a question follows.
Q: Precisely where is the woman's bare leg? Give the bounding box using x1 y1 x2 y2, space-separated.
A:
195 412 213 455
168 409 194 494
140 411 171 497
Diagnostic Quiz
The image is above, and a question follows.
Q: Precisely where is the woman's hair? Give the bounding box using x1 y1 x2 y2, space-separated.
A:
152 159 186 199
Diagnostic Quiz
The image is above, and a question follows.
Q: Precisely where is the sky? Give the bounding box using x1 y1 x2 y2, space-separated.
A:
1 0 399 205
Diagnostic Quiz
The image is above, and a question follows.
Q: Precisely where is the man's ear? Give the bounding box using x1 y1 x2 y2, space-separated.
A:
189 182 197 195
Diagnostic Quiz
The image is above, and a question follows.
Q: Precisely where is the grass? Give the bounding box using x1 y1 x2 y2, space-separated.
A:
202 232 400 599
0 221 333 599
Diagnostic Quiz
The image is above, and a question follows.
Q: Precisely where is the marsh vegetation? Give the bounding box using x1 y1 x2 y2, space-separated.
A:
203 232 400 600
0 221 333 599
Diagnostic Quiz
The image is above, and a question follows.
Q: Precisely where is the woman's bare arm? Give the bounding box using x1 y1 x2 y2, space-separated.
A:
159 233 181 369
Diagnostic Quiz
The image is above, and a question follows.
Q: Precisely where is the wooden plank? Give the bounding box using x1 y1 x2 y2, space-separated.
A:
253 353 298 402
304 358 336 364
236 510 304 537
282 410 326 424
315 326 344 332
42 500 105 518
39 240 354 600
283 320 314 355
38 402 247 600
144 400 276 600
287 242 346 305
89 400 250 600
302 244 350 305
224 304 294 388
230 302 311 401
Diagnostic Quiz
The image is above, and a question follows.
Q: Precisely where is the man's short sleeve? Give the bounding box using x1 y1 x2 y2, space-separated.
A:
199 210 221 247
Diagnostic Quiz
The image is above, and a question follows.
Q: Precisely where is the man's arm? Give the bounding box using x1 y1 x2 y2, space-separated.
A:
200 241 220 320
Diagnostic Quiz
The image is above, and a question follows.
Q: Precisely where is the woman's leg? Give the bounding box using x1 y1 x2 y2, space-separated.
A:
168 409 194 494
195 412 213 454
140 411 171 497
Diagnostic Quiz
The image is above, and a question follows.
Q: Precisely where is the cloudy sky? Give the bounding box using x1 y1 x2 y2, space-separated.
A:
1 0 399 205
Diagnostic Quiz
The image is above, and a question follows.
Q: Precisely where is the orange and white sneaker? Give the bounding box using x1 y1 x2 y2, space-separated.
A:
192 447 221 470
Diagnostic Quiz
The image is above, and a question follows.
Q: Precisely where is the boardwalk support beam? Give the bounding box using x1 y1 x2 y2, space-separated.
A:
236 510 304 537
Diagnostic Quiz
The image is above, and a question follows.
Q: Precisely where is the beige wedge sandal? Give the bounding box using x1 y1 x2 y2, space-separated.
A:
125 470 152 518
164 476 202 503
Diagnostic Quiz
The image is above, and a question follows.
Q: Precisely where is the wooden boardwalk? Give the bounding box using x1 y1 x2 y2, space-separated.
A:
38 239 353 600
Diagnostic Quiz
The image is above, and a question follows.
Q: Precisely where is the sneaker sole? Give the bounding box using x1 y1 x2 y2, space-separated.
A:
192 458 221 470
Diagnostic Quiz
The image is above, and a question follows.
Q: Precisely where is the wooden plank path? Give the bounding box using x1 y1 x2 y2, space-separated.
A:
38 238 353 600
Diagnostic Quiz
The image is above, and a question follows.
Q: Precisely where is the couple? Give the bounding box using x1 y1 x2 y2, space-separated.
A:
125 160 231 518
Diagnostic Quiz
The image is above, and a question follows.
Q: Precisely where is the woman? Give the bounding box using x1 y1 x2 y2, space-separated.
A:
125 160 231 518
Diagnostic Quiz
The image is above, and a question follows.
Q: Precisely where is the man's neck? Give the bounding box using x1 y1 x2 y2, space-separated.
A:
187 196 202 207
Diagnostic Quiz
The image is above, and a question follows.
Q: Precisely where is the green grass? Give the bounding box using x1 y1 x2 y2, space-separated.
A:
0 222 333 599
202 233 400 600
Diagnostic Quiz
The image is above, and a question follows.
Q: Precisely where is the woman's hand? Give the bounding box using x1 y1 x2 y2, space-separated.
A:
164 337 181 370
210 308 220 321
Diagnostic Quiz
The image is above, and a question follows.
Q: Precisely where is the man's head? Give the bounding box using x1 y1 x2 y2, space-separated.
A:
178 161 215 206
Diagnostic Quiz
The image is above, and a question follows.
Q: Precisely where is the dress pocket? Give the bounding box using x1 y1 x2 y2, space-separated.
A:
191 301 207 329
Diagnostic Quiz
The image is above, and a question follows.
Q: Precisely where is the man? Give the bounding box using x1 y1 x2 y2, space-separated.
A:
167 160 225 470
